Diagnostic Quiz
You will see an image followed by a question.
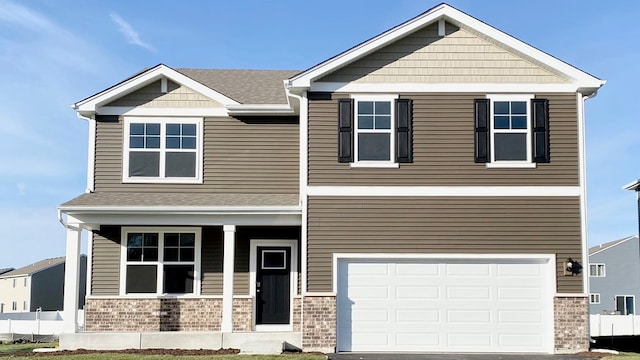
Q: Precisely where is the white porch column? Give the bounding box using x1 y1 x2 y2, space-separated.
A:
221 225 236 332
63 225 82 333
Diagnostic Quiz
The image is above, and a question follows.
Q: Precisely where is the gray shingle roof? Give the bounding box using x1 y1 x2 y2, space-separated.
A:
0 257 65 277
0 268 14 275
589 235 639 256
176 69 300 105
61 192 300 208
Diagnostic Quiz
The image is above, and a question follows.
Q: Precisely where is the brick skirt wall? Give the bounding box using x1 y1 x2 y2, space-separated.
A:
302 295 336 352
554 295 589 353
85 298 222 332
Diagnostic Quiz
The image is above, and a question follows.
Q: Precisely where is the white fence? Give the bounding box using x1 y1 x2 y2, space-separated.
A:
590 314 640 337
0 311 83 335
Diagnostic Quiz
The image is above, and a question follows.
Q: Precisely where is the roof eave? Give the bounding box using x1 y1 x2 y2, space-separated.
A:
58 205 303 215
226 104 297 116
623 180 640 191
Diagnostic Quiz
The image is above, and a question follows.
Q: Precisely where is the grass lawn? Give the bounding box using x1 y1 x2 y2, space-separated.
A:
0 342 325 360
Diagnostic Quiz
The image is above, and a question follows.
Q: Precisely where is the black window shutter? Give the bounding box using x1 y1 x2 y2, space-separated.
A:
474 99 490 163
396 98 413 163
532 98 550 163
338 99 354 163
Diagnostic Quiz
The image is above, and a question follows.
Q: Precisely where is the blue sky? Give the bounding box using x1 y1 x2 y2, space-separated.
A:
0 0 638 268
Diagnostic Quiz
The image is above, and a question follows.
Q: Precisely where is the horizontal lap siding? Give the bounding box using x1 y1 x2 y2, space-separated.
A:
94 117 298 193
91 226 121 296
201 227 223 295
307 197 582 294
308 93 578 186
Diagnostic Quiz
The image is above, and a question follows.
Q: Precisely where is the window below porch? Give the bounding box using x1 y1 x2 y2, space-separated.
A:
121 227 201 296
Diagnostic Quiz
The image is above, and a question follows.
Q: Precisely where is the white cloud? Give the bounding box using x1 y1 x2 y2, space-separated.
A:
110 12 157 52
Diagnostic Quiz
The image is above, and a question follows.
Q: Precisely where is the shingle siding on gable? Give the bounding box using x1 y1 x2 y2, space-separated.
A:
104 80 224 108
318 22 568 84
93 116 299 193
308 92 578 186
307 196 582 294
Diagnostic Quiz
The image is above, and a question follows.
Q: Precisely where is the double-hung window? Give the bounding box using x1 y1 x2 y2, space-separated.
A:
589 263 605 277
337 95 413 167
121 227 201 295
474 95 549 167
123 117 203 183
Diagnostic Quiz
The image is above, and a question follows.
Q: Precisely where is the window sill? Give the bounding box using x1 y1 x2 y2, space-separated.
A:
485 162 537 169
350 162 399 169
122 177 203 184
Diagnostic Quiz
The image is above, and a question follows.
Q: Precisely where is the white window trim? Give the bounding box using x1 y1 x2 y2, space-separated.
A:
589 263 606 277
261 250 287 270
351 94 398 168
119 227 202 297
486 94 536 168
589 293 600 304
122 117 204 184
615 295 636 315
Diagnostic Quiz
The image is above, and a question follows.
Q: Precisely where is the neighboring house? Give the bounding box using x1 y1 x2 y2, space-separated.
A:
57 3 604 355
0 257 86 313
588 236 640 315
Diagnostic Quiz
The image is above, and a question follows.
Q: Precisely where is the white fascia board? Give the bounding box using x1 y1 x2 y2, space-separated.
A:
73 64 240 113
623 179 640 191
307 186 581 197
58 205 302 215
226 104 296 116
289 4 604 92
97 106 229 117
310 82 580 94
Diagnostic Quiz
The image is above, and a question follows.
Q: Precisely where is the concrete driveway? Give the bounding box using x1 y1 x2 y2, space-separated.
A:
327 354 596 360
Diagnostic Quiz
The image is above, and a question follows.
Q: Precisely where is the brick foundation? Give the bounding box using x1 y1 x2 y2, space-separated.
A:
232 297 253 332
293 297 302 332
554 295 589 353
85 298 222 332
303 295 336 352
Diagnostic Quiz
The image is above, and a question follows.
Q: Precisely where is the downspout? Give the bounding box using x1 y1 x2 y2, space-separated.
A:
285 87 308 340
579 90 597 296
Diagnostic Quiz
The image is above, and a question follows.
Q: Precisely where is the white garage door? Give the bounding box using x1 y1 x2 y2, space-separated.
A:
336 258 553 353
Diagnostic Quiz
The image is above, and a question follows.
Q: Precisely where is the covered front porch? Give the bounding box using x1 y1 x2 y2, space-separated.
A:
58 193 303 353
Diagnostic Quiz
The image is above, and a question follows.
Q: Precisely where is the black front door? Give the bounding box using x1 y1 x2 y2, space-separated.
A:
256 246 290 324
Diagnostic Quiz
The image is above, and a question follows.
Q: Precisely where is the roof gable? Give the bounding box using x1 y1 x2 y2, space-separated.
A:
288 3 604 94
74 64 240 116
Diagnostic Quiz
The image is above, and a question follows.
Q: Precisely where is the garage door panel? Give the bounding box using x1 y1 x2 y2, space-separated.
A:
446 286 491 300
396 286 439 299
396 309 440 323
337 258 551 353
446 263 491 276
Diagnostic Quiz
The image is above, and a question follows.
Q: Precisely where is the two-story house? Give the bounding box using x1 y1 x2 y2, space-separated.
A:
0 257 86 313
58 4 604 354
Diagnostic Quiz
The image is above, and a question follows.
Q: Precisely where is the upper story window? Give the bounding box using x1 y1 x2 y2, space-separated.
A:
474 95 549 168
123 117 203 183
589 263 605 277
120 227 201 296
338 95 413 167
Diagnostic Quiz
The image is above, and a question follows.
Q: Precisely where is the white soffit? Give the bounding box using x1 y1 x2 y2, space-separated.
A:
73 64 240 115
288 4 605 92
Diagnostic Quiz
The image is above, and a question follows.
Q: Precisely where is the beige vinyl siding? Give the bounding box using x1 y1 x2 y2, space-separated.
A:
308 92 578 186
91 227 121 296
319 22 568 84
201 227 223 295
104 80 224 108
94 116 299 193
307 196 583 294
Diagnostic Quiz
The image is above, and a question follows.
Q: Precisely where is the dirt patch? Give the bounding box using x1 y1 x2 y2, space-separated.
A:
577 351 614 359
